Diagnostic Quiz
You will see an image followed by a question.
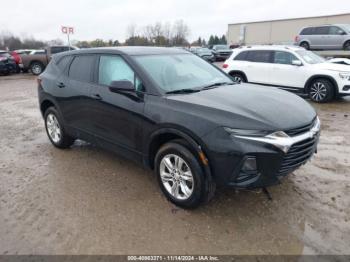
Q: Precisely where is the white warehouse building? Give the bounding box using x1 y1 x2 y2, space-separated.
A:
227 13 350 46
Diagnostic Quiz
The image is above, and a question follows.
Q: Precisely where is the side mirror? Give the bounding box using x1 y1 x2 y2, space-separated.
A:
292 60 303 66
109 80 135 93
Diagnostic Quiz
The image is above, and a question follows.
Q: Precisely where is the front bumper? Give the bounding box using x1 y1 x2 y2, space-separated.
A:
202 125 320 188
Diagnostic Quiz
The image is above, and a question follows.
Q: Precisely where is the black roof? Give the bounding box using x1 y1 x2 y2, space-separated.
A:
61 46 189 57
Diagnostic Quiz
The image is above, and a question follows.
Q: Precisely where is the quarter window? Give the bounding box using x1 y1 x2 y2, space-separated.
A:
300 27 315 35
68 55 95 82
98 55 143 91
234 51 248 61
273 51 298 65
246 51 272 63
56 56 71 71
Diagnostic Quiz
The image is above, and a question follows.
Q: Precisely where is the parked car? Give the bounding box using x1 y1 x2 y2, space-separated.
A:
222 45 350 103
14 49 36 55
211 45 233 61
38 47 320 208
10 51 23 73
0 51 17 75
295 24 350 50
190 47 215 62
21 46 77 75
328 57 350 65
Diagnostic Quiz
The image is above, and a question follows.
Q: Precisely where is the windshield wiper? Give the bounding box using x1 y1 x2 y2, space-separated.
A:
201 82 234 90
166 88 201 95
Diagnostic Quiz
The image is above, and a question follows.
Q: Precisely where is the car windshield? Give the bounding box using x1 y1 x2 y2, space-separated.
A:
341 24 350 33
197 48 211 54
214 45 229 50
134 54 233 93
296 50 326 64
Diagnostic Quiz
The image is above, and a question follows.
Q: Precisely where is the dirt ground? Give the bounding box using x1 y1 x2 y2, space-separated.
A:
0 74 349 255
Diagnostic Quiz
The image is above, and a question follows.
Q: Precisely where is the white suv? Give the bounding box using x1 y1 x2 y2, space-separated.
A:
222 45 350 103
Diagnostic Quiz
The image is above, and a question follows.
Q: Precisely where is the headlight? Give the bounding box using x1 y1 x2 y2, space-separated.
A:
339 73 350 81
224 128 271 137
224 116 321 154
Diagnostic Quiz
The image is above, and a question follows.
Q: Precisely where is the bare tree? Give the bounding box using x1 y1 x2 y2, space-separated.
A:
126 23 137 39
172 19 190 46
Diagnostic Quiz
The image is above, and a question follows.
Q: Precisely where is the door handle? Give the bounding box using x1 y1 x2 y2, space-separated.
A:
57 82 65 88
91 94 102 100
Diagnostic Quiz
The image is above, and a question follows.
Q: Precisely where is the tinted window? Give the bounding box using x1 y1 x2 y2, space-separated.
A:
273 51 299 65
57 56 71 71
314 26 329 35
300 27 314 35
234 51 248 61
69 55 95 82
329 26 345 35
246 51 272 63
98 55 144 92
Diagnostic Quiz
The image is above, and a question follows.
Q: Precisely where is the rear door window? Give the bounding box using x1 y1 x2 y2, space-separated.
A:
314 26 329 35
246 51 272 63
69 55 95 82
273 51 298 65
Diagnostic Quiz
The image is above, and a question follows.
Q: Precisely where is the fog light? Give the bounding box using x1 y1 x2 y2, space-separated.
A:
242 157 257 172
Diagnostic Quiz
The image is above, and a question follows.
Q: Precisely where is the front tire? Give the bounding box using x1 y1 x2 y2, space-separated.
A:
44 107 74 148
155 141 209 209
344 41 350 51
230 72 245 84
308 79 334 103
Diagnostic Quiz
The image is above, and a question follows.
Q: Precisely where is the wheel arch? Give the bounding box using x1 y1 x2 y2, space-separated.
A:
40 98 61 118
228 70 248 82
146 127 215 201
146 127 208 169
304 75 339 98
343 39 350 48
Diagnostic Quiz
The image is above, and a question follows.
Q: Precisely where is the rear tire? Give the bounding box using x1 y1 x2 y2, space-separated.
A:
30 62 44 75
230 72 246 84
343 41 350 51
155 141 211 209
44 107 74 148
308 79 334 103
300 42 310 50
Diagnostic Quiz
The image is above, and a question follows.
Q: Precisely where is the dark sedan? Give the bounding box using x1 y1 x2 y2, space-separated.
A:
191 47 215 62
211 45 233 61
38 47 320 208
0 51 17 75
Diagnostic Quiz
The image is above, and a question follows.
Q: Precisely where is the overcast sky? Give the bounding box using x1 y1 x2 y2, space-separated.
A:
1 0 350 42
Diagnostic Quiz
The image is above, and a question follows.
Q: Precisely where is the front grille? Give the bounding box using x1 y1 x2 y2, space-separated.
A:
284 118 316 136
277 136 318 176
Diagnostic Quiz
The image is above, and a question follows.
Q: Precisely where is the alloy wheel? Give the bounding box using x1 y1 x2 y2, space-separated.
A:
32 64 42 75
46 113 62 143
159 154 194 200
233 76 243 84
310 82 327 102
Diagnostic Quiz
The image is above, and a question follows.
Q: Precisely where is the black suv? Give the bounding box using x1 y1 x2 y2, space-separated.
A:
38 47 320 208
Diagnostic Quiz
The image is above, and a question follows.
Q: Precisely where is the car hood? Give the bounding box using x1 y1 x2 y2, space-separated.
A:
312 62 350 72
166 84 316 132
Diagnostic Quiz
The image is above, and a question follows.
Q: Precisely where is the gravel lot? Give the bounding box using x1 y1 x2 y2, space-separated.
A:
0 74 349 255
